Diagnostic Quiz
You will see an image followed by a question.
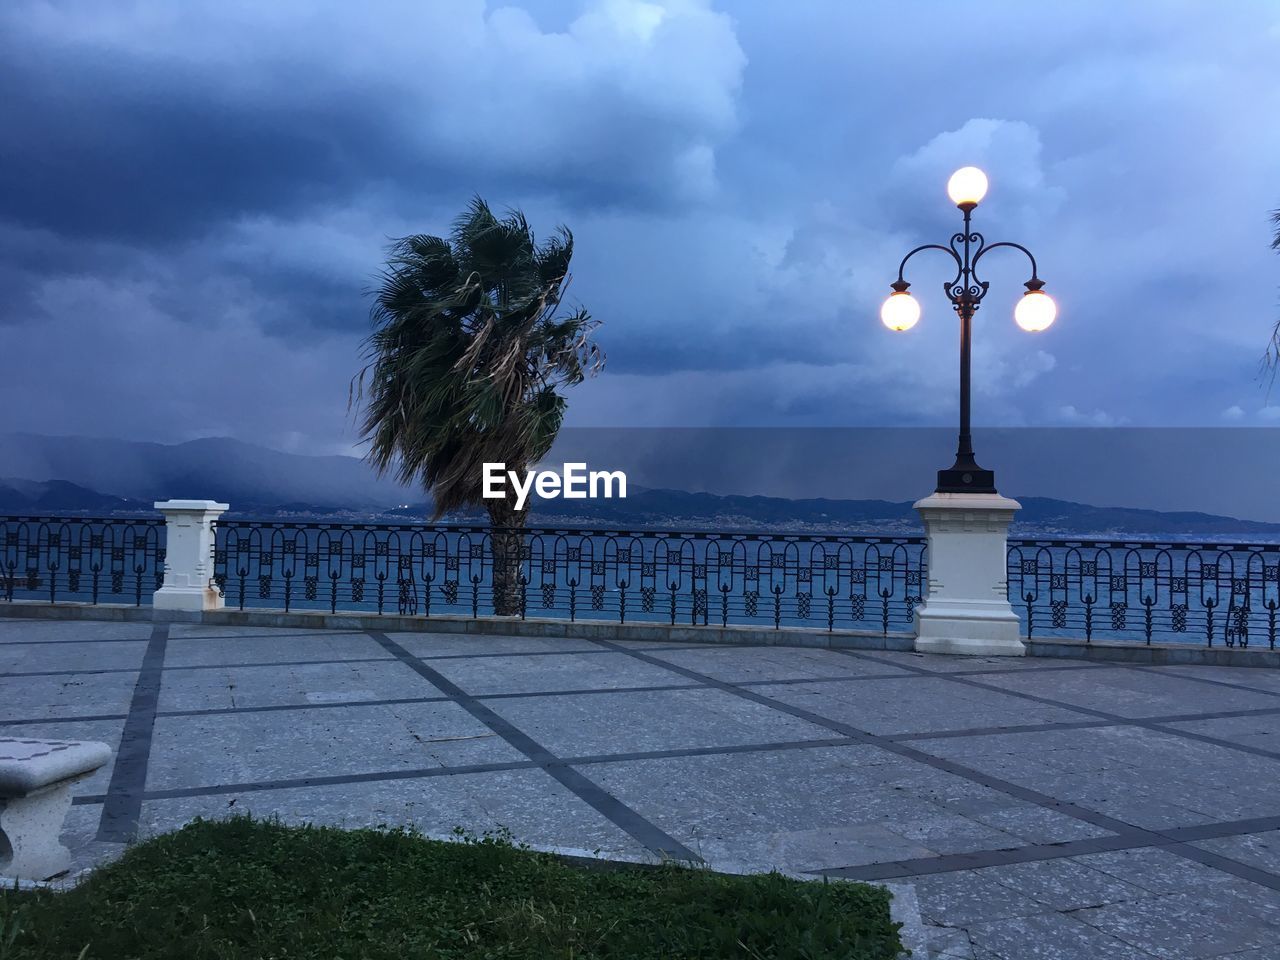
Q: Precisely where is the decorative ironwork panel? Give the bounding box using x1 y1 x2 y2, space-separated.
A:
0 517 167 607
796 592 811 619
1007 538 1280 648
1111 602 1127 630
8 514 1279 651
1051 600 1068 628
201 521 927 635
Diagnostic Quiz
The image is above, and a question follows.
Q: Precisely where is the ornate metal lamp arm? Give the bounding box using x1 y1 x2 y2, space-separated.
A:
893 243 962 286
888 204 1046 495
972 240 1042 292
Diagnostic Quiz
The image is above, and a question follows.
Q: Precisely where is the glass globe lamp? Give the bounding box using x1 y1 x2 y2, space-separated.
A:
946 166 988 207
881 289 920 331
1014 287 1057 332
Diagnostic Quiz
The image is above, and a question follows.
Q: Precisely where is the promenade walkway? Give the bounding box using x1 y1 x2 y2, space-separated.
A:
4 617 1280 958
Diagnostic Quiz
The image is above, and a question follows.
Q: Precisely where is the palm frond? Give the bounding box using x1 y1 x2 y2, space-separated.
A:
1263 208 1280 383
349 197 604 519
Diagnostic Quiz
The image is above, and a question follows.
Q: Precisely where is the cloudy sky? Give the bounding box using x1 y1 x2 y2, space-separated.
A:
2 0 1279 456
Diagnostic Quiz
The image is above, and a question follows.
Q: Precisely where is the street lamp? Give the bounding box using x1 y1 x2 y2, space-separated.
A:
883 166 1055 494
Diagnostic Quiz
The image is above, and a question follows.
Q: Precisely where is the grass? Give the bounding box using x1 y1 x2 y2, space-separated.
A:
0 817 903 959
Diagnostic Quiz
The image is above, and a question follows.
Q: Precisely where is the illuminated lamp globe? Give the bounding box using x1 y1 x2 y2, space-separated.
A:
1014 289 1057 332
881 290 920 331
946 166 989 207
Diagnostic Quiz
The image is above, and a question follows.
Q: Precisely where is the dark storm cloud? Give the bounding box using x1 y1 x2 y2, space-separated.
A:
2 49 395 243
0 2 734 246
0 0 1278 451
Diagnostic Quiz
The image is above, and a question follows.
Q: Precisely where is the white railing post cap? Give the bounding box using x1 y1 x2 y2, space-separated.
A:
153 500 230 513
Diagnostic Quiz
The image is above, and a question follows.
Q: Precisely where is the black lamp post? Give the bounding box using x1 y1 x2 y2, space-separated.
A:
881 166 1057 495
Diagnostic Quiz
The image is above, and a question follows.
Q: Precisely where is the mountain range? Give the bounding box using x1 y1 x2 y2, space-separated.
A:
0 432 412 510
1 431 1278 538
386 490 1280 537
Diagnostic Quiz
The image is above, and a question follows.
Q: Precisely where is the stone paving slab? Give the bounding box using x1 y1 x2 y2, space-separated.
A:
964 857 1153 912
1 669 137 721
1074 847 1260 895
856 650 1111 674
1072 888 1280 959
0 639 149 673
164 632 391 667
906 848 1280 958
1163 716 1280 756
166 625 371 640
5 616 1280 958
484 685 836 756
753 676 1092 736
580 746 1109 872
154 658 446 713
1148 664 1280 695
963 910 1162 960
911 726 1280 830
137 767 650 861
641 645 911 683
972 666 1280 718
145 701 526 791
393 631 606 658
424 650 699 696
1191 831 1280 875
0 620 156 643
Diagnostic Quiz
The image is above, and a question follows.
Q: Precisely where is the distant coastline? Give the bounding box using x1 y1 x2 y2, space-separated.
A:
3 432 1280 542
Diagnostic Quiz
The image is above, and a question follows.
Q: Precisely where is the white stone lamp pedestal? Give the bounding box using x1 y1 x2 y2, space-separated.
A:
153 499 229 614
913 492 1025 656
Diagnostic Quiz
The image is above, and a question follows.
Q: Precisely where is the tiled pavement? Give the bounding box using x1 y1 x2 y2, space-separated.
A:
5 619 1280 957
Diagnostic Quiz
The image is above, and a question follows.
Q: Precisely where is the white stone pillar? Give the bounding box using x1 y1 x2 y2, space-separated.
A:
913 492 1025 656
152 499 229 613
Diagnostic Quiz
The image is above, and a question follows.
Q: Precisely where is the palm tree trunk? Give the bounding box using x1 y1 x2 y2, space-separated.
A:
487 493 528 617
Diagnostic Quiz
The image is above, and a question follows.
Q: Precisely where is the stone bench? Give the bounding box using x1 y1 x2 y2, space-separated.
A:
0 737 112 880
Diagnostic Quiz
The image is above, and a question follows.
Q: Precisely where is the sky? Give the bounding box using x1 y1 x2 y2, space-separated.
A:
2 0 1279 457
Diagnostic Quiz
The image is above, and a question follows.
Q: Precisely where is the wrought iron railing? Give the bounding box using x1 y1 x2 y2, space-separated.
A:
1008 540 1280 648
212 521 928 633
4 513 1280 649
0 516 166 606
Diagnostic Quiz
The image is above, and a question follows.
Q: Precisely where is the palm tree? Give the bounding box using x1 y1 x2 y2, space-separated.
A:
352 197 603 614
1269 208 1280 376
